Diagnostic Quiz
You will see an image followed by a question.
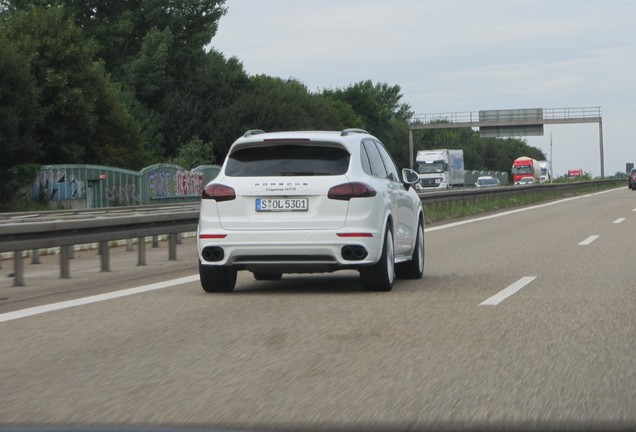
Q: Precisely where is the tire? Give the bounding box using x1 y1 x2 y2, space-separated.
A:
360 226 395 292
199 262 237 293
395 220 424 280
253 272 283 281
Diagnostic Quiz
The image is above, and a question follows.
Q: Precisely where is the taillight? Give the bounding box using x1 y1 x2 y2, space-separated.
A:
337 232 373 237
202 183 236 201
328 182 377 200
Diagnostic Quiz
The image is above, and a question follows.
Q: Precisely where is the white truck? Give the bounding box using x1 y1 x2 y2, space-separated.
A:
414 149 465 190
538 160 552 183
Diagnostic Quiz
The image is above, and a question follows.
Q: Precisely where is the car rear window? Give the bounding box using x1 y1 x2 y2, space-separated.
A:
225 143 350 176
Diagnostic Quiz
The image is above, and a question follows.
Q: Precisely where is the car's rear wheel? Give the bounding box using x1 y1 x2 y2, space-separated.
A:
199 262 237 292
360 225 394 291
253 272 283 281
395 220 424 279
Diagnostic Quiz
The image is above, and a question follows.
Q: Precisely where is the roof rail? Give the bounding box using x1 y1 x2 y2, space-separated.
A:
340 128 369 136
243 129 266 138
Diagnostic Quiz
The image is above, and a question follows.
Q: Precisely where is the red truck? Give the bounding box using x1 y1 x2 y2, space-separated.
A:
512 156 541 184
568 169 584 178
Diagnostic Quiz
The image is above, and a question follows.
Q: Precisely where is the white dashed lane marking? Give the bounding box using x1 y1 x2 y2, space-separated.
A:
479 276 537 306
578 235 599 246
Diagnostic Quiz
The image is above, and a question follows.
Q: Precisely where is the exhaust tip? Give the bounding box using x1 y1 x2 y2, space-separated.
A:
202 246 224 262
341 245 368 261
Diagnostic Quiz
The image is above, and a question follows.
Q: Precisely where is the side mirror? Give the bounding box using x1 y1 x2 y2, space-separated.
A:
402 168 420 185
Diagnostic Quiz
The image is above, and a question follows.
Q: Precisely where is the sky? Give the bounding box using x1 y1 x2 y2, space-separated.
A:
208 0 636 177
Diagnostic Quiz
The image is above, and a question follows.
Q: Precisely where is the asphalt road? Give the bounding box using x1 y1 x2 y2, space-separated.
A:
1 187 635 431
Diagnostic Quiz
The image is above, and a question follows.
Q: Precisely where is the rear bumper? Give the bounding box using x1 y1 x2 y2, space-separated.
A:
198 230 383 270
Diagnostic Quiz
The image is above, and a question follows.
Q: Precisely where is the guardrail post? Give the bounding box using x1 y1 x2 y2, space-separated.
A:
137 236 146 266
60 245 71 278
31 249 41 264
13 251 24 286
168 233 177 261
99 241 110 272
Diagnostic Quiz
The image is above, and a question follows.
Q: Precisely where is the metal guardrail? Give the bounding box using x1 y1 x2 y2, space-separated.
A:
418 179 622 205
0 204 200 286
0 209 199 252
0 203 201 223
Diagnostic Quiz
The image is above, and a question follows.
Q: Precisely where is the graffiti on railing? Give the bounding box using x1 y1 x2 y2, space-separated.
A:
34 168 82 200
105 182 141 205
149 171 171 199
175 170 204 196
32 164 220 207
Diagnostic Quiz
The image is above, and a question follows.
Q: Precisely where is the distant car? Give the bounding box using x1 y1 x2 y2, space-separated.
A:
197 128 425 292
474 176 500 188
628 168 636 189
517 177 535 186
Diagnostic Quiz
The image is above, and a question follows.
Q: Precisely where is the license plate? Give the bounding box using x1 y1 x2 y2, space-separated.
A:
255 198 308 212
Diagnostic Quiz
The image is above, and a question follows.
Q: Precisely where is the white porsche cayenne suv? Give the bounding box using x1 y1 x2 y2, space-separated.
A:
197 128 425 292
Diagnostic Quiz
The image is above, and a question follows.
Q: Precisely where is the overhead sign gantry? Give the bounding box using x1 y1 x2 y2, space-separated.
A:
408 107 604 177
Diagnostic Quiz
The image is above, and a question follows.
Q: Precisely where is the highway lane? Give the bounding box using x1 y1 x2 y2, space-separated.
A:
0 187 634 429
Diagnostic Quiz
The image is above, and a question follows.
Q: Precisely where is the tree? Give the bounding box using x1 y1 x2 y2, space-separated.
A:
324 81 412 129
169 136 215 169
0 36 40 210
213 75 362 161
3 7 145 169
611 171 628 179
2 0 228 165
89 1 227 160
127 49 252 161
90 62 147 169
322 81 413 167
3 0 228 77
123 27 175 106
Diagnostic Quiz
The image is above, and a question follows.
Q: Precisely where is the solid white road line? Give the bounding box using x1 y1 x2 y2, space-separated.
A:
479 276 537 306
613 218 626 224
0 274 199 324
579 235 599 246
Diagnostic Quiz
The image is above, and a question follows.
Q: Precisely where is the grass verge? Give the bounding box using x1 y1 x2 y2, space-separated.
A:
424 182 624 224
